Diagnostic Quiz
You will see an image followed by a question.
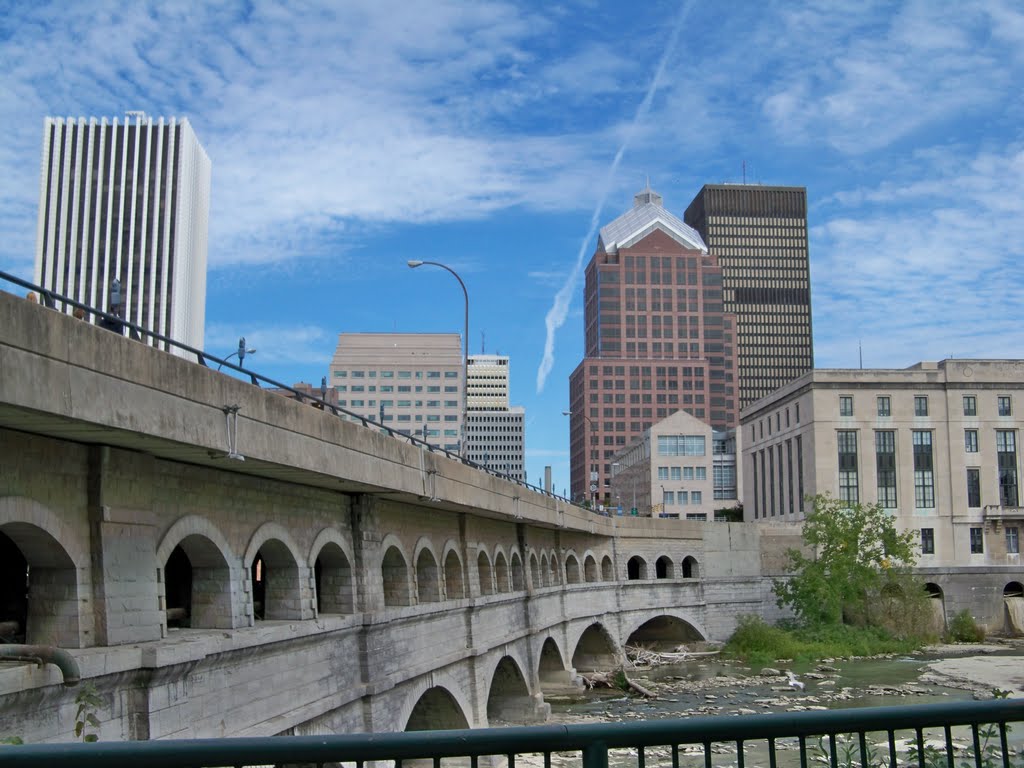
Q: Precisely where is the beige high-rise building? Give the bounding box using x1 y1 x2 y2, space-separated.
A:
330 333 463 451
740 360 1024 568
465 354 525 481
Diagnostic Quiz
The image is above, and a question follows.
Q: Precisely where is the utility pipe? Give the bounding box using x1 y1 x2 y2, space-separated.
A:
0 645 81 687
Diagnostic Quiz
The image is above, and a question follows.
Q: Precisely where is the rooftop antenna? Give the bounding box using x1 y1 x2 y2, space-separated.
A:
480 330 485 354
742 160 746 185
859 340 863 369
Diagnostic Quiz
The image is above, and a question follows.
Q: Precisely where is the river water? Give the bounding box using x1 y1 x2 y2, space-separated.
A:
530 643 1024 768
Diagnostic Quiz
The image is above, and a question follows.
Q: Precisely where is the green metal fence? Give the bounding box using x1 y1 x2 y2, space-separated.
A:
1 699 1023 768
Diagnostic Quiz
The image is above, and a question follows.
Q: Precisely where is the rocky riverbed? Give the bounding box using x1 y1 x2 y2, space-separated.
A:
544 638 1024 726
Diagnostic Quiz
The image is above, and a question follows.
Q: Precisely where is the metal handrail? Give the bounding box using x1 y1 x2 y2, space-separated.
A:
0 699 1021 767
0 271 580 508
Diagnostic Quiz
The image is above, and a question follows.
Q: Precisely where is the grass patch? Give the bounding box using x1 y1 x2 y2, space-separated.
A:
723 615 922 665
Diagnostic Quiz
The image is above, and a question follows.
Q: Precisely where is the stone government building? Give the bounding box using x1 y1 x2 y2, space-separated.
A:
741 358 1024 628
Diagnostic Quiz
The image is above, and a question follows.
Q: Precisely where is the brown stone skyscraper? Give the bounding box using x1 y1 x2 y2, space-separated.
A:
684 184 814 409
568 186 738 504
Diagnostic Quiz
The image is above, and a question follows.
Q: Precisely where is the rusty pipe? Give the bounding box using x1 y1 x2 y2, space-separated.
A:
0 644 81 686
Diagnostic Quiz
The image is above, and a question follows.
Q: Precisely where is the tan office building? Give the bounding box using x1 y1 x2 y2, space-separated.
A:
330 333 463 451
740 360 1024 567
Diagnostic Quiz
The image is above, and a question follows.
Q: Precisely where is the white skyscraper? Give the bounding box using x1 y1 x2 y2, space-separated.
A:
466 354 526 482
34 115 211 351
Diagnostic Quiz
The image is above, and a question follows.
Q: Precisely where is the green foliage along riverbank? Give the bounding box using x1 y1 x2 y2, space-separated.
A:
723 615 924 665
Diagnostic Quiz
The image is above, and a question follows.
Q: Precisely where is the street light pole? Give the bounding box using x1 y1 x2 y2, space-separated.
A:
408 260 468 454
217 337 257 371
563 410 597 506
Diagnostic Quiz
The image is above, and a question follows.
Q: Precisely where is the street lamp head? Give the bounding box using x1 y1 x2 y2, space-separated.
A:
407 260 423 268
562 410 572 416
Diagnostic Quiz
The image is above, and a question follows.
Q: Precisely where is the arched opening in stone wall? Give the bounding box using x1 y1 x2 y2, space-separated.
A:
655 556 674 579
627 556 647 581
548 553 559 585
538 637 571 692
565 554 581 584
601 555 614 581
314 542 354 615
0 524 80 647
584 555 598 582
571 623 620 672
165 535 234 629
495 552 510 593
540 554 549 587
416 549 441 603
923 582 945 635
681 556 700 579
486 656 537 724
626 615 704 650
443 550 464 600
529 553 540 588
382 546 412 607
1004 582 1024 636
251 539 302 620
477 551 494 596
405 686 470 731
510 552 525 591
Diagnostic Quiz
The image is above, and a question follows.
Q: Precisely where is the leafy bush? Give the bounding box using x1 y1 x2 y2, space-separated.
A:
947 610 985 643
723 614 920 664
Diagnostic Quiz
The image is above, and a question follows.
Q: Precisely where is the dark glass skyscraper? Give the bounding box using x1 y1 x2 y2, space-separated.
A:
684 185 814 409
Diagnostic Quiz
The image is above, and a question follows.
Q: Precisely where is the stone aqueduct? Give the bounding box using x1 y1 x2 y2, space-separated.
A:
0 292 770 742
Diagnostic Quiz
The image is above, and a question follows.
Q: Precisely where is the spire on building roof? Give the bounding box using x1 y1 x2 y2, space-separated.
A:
633 178 663 208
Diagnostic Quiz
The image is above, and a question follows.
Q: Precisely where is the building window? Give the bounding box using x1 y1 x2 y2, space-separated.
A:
840 396 854 417
998 396 1012 416
966 468 981 508
691 491 702 504
913 430 934 508
997 430 1019 507
796 435 805 513
837 430 858 504
921 528 935 555
875 431 897 509
914 396 928 417
1007 526 1020 555
970 527 984 554
769 447 776 516
877 396 891 417
657 466 669 480
657 435 706 456
796 403 800 423
965 429 979 453
670 466 681 481
663 491 674 506
678 491 689 505
683 466 694 480
963 396 977 417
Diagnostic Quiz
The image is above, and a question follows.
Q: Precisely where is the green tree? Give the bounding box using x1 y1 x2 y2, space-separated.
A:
774 494 920 627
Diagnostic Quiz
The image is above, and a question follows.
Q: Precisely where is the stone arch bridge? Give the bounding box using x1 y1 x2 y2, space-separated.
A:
0 291 769 742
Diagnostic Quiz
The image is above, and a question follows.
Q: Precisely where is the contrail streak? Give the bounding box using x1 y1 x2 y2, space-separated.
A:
535 1 694 394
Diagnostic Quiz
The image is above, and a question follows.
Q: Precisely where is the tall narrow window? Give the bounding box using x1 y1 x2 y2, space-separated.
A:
921 528 935 555
966 468 981 508
753 453 759 519
969 527 984 554
1007 526 1020 555
965 429 979 453
997 430 1019 506
963 395 977 416
877 396 891 417
914 396 929 417
837 430 858 504
875 431 897 508
769 447 776 516
786 439 794 515
796 436 805 513
839 396 854 417
998 396 1012 416
913 430 934 508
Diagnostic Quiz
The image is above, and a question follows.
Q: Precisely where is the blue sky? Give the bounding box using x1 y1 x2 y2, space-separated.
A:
2 0 1023 493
